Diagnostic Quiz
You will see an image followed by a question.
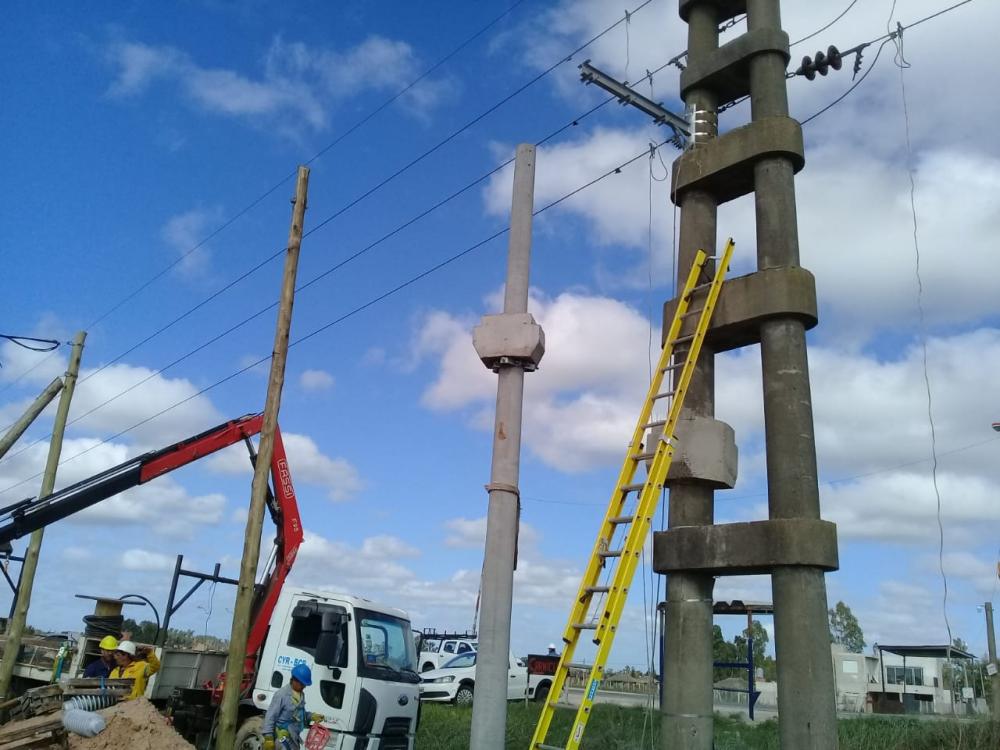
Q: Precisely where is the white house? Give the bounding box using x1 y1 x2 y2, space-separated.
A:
832 643 977 715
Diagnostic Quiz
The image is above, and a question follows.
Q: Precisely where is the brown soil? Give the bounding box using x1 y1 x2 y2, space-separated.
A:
67 698 195 750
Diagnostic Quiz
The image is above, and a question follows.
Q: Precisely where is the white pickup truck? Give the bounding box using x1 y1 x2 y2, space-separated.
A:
418 650 553 705
417 635 478 673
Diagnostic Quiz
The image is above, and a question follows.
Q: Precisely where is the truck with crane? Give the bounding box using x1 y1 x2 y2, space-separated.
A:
0 413 420 749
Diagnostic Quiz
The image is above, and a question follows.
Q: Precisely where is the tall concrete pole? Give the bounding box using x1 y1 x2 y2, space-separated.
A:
985 602 999 718
661 5 718 749
746 1 838 746
470 144 544 749
0 331 85 699
0 377 63 460
216 166 309 749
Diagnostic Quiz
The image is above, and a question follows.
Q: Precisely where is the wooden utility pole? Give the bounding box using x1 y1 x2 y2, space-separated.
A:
0 377 63 460
215 166 309 749
0 332 85 698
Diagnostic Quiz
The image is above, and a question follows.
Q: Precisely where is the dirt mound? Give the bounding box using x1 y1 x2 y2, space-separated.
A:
67 698 194 750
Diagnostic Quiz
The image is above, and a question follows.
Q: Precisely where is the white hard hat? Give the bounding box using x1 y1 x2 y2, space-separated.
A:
548 643 556 650
116 640 137 656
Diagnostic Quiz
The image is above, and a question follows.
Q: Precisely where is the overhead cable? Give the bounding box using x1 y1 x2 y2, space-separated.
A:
0 95 620 462
84 0 533 332
0 140 667 497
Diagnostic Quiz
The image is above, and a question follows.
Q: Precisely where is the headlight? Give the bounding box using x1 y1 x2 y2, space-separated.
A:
422 675 455 684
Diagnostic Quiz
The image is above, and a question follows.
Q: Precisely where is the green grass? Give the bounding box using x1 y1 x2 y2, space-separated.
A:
415 702 1000 749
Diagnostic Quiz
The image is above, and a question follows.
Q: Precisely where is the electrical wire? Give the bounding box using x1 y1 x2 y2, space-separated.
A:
0 140 668 498
82 0 533 333
890 2 954 651
0 96 618 465
11 0 656 435
791 0 862 47
0 335 61 353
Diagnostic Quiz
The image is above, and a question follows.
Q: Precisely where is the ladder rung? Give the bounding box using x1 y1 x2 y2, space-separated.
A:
622 482 646 493
680 307 704 319
538 745 565 750
642 419 665 430
670 334 696 346
608 515 633 525
660 362 684 373
684 280 713 298
652 390 676 401
598 549 622 558
586 586 611 594
631 451 656 461
572 622 599 630
565 662 594 671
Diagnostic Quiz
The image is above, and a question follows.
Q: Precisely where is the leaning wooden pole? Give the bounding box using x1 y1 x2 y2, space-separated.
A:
216 166 309 749
0 332 85 698
0 377 64 460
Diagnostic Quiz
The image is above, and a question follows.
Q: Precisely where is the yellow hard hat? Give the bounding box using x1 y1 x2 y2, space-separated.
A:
99 636 119 651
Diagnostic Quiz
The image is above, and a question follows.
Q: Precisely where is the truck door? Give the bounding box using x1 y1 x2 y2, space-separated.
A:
272 597 358 736
508 655 528 700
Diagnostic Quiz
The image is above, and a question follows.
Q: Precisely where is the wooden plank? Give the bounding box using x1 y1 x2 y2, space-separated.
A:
0 712 63 742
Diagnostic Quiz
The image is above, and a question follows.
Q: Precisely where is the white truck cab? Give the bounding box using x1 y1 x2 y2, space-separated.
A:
240 587 421 750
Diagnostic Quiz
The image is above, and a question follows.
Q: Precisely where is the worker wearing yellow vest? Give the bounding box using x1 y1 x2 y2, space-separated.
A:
111 640 160 700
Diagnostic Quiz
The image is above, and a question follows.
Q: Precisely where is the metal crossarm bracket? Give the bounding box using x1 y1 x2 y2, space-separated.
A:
579 60 691 146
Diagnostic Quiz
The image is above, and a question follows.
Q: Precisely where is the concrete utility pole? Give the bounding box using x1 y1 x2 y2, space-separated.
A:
985 601 999 718
216 166 309 749
0 377 63 460
0 332 85 699
469 144 544 749
653 2 839 749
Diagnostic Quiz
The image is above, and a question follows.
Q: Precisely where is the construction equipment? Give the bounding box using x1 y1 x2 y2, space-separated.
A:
0 414 422 748
529 240 735 750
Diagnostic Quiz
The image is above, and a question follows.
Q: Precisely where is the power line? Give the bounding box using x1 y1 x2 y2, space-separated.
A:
0 141 666 498
0 335 61 353
0 94 619 461
791 0 862 48
83 0 533 332
33 0 655 420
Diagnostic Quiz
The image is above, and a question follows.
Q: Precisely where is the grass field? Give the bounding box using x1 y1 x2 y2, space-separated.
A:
415 701 1000 749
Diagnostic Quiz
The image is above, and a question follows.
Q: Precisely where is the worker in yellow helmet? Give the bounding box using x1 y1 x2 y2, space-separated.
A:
83 635 120 678
111 640 160 700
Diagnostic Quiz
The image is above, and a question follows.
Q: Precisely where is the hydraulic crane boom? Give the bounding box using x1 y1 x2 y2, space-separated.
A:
0 413 303 656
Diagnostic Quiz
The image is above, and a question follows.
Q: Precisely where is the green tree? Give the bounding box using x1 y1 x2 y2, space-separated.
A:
828 601 865 653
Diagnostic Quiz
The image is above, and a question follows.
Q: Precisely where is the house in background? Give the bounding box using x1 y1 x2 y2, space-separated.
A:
832 643 979 715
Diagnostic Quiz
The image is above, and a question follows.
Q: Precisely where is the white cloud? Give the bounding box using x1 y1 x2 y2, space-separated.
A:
299 369 335 392
120 548 176 572
209 432 362 502
161 208 222 277
443 516 540 551
105 35 451 134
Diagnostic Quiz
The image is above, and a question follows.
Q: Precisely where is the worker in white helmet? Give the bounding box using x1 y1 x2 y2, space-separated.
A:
547 643 558 656
111 639 160 700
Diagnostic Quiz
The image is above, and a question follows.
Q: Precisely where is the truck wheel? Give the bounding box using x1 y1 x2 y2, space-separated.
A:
455 684 474 706
421 662 436 673
234 716 264 750
535 682 551 703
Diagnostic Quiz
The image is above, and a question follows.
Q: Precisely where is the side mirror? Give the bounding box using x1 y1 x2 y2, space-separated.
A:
315 612 348 667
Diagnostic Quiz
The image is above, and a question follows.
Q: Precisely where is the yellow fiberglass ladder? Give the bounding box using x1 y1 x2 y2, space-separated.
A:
530 239 735 750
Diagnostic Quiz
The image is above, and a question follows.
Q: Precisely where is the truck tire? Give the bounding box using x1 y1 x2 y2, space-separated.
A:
455 684 474 706
535 681 551 703
421 662 436 673
234 715 264 750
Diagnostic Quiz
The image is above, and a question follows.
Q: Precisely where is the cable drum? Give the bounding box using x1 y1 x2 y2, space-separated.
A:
83 614 123 638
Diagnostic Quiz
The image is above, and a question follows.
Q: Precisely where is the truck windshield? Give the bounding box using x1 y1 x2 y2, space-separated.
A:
356 609 419 684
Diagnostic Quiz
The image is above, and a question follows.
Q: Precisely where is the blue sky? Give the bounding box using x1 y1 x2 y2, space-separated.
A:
1 0 999 671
